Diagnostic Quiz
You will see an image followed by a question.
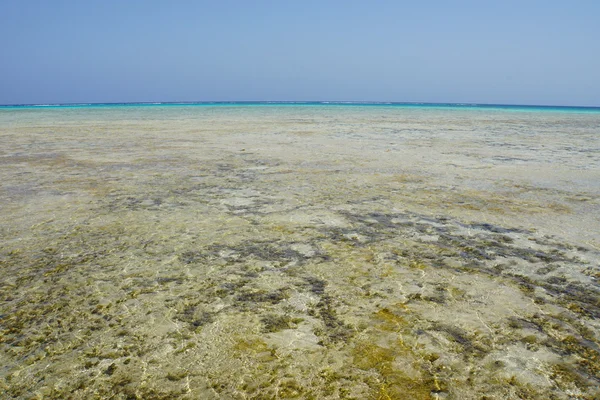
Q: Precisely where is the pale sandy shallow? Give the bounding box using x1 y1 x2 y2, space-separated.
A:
1 106 599 399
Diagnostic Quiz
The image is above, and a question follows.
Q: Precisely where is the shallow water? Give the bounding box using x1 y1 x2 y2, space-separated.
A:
1 105 600 399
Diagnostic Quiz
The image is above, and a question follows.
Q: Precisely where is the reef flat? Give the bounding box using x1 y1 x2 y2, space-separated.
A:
1 105 599 399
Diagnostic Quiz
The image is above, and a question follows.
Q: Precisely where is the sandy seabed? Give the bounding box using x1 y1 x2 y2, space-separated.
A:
1 106 600 399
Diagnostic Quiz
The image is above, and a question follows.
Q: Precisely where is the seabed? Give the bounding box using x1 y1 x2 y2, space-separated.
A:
1 105 599 399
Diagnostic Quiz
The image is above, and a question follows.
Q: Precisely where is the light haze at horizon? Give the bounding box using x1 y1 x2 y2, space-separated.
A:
1 1 599 106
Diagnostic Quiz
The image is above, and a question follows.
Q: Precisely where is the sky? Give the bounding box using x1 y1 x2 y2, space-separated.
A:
1 0 599 106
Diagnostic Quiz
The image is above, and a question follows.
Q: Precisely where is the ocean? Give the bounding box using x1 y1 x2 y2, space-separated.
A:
1 103 599 398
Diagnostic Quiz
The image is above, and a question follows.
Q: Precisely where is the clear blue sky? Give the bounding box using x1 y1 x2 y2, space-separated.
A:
1 0 599 106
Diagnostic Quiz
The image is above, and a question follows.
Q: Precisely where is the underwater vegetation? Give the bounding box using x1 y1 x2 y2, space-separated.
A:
3 193 599 399
2 108 600 399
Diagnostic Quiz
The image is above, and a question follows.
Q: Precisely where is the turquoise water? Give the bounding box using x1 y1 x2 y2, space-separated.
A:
2 101 600 113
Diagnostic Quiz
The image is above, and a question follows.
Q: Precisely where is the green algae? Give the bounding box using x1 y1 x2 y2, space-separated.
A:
351 308 443 400
309 294 355 346
353 341 435 400
235 288 290 305
260 314 303 333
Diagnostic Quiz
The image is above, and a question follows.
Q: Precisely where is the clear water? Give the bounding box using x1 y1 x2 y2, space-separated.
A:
1 105 599 399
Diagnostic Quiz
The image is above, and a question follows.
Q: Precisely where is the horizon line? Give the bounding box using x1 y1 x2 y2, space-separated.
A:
1 100 600 109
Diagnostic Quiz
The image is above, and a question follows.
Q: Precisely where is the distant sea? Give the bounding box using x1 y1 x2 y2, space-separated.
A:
2 101 600 113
